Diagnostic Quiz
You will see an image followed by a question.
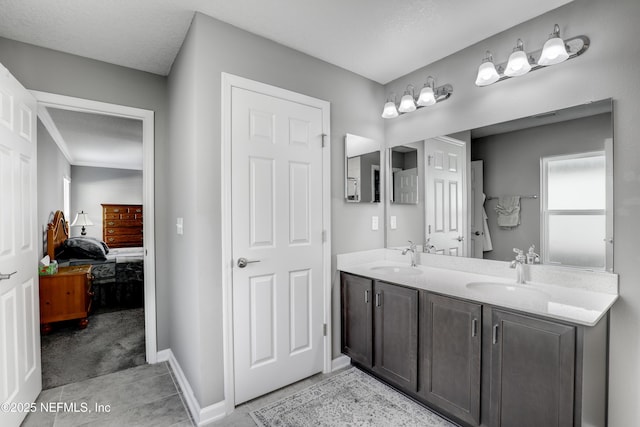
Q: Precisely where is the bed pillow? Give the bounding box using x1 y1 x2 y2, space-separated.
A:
55 237 109 261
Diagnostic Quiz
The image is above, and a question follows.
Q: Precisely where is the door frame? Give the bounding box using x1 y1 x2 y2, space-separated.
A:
30 91 158 363
220 73 331 414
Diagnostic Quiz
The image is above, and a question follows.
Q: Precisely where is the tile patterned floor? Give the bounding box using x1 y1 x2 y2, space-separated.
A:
21 362 193 427
22 363 346 426
211 368 347 426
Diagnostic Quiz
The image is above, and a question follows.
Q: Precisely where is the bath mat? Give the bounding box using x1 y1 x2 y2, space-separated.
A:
250 367 456 426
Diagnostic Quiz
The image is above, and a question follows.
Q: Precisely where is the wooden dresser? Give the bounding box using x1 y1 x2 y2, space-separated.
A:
102 204 143 248
39 265 93 334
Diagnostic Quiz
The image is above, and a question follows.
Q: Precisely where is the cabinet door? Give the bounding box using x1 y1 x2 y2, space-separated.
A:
340 273 373 368
422 293 481 425
373 281 418 391
491 310 575 427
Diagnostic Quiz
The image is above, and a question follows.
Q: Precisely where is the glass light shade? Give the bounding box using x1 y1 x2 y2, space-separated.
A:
381 101 399 119
398 93 416 113
504 50 532 77
475 61 500 86
417 86 436 107
538 37 569 66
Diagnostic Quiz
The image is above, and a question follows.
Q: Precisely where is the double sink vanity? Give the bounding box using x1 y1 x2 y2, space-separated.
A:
338 249 618 427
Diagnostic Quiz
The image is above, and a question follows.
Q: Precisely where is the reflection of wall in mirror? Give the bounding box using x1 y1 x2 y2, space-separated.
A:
387 143 424 248
346 156 360 201
472 112 611 262
359 152 380 203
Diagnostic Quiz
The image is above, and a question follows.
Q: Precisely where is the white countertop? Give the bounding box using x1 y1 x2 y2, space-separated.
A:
338 253 618 327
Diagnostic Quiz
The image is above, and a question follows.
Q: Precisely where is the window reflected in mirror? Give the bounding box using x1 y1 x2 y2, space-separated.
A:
542 151 607 269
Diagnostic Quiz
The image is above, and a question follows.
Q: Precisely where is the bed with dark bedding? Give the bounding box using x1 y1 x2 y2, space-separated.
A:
47 210 144 310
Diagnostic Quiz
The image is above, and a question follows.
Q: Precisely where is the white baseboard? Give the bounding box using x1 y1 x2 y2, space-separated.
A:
157 349 226 426
331 355 351 371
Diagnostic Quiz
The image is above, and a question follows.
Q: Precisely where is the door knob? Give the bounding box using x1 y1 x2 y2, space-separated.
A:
0 271 17 281
454 236 464 242
237 257 260 268
474 231 482 236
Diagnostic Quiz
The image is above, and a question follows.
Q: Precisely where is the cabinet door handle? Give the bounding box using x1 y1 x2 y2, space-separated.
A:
471 318 478 337
364 290 369 304
492 324 499 344
375 292 382 307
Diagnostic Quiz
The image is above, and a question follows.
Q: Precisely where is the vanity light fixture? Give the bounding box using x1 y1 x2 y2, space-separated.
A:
538 24 570 66
417 76 437 107
398 85 417 113
381 76 453 119
474 24 589 87
504 39 532 77
475 51 500 86
381 93 399 119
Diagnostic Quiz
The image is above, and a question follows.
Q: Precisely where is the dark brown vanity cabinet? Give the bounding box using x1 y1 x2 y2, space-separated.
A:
372 281 419 391
421 293 482 426
340 272 373 368
340 273 419 390
340 271 608 427
490 309 576 427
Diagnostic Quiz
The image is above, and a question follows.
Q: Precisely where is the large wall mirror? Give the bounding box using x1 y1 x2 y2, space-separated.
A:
386 98 613 272
345 133 381 203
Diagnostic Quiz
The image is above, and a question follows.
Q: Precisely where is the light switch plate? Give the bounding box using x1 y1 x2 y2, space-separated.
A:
176 217 184 235
390 216 397 229
371 216 379 231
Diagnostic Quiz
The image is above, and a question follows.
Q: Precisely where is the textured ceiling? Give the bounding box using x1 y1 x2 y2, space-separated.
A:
45 108 143 170
0 0 573 84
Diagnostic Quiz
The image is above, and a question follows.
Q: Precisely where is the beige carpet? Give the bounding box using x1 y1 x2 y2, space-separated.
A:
251 367 456 427
40 308 145 389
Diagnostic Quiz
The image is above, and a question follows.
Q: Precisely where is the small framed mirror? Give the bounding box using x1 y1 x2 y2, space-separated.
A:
345 134 381 203
390 145 419 204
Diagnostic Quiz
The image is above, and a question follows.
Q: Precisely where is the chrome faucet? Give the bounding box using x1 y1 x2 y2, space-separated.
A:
424 237 436 254
402 240 418 267
510 248 526 284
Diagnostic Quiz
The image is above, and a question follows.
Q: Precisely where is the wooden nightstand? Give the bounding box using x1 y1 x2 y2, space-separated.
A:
39 265 93 334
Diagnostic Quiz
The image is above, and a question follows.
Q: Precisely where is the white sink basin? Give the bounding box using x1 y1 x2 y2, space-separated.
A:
465 282 550 308
369 265 422 276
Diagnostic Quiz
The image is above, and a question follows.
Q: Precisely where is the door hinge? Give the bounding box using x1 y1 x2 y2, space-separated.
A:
428 224 432 234
321 133 328 148
427 155 433 166
323 323 327 336
322 230 327 242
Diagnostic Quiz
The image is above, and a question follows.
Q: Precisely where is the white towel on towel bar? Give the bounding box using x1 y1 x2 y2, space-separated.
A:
495 196 521 228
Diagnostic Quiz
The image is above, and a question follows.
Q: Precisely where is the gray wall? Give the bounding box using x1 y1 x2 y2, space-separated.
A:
384 0 640 424
0 37 170 350
69 166 143 240
37 120 70 258
167 12 385 405
473 113 611 261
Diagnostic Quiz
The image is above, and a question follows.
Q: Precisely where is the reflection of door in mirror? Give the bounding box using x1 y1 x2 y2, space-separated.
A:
390 146 419 204
425 137 466 256
344 134 381 203
470 160 486 259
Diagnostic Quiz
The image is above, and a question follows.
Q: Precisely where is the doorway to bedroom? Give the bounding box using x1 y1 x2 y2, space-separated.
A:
33 92 157 390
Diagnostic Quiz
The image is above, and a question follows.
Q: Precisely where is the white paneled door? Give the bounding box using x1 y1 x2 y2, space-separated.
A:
425 137 466 257
0 63 41 426
231 86 325 404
